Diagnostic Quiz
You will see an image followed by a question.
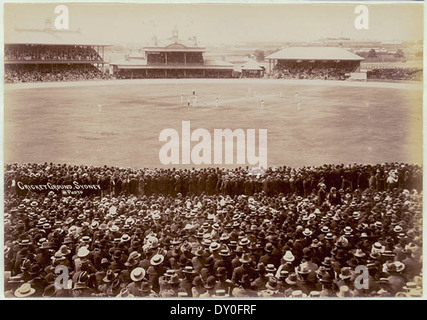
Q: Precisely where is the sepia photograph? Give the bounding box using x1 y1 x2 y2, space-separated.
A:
1 1 424 300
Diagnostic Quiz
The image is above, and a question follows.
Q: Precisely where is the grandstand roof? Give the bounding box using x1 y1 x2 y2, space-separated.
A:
266 47 364 61
5 28 111 46
144 40 206 52
241 60 263 70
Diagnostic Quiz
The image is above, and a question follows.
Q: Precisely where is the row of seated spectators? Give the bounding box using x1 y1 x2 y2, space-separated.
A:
146 53 166 64
146 52 204 65
267 61 359 81
186 53 204 64
5 45 102 62
5 64 113 83
117 69 235 79
367 68 423 81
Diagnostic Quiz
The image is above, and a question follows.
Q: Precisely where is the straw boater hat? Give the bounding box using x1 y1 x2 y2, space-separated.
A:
302 228 313 237
403 282 421 292
14 283 36 298
321 226 330 233
219 248 231 257
239 238 250 246
209 242 221 252
266 264 277 274
291 290 307 298
372 242 385 254
80 236 91 243
325 233 334 241
382 261 405 274
182 266 196 274
131 267 146 282
150 254 165 266
212 289 230 298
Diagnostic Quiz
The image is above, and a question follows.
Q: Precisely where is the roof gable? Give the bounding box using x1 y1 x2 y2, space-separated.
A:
165 42 187 49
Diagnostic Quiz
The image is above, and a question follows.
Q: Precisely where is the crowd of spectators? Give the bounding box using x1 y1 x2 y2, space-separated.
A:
145 52 204 65
5 45 102 62
367 68 423 82
185 52 204 64
146 53 166 64
4 45 424 83
117 69 234 79
267 61 359 81
5 65 113 83
3 162 423 298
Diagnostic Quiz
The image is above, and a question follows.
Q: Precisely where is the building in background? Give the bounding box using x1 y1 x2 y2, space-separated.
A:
266 46 364 80
110 28 235 79
4 19 110 82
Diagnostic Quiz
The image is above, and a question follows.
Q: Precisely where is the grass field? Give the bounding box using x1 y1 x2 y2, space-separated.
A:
4 79 423 168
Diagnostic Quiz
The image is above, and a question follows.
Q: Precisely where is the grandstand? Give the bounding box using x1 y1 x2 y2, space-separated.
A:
110 28 235 79
4 19 111 83
239 60 265 78
266 47 364 80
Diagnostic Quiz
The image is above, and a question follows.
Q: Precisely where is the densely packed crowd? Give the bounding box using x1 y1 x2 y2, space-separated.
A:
267 61 359 81
367 68 423 82
5 45 102 62
116 69 235 79
5 65 113 83
145 52 204 65
185 52 204 64
3 162 422 298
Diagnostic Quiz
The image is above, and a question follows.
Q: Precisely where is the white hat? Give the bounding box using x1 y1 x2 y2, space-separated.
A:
130 267 146 282
77 246 90 258
283 251 295 262
14 283 36 298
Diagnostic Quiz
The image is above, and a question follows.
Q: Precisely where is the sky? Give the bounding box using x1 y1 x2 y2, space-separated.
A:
4 2 424 46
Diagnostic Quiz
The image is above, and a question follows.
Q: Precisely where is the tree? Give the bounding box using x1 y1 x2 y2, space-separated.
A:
254 50 265 62
368 49 377 58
